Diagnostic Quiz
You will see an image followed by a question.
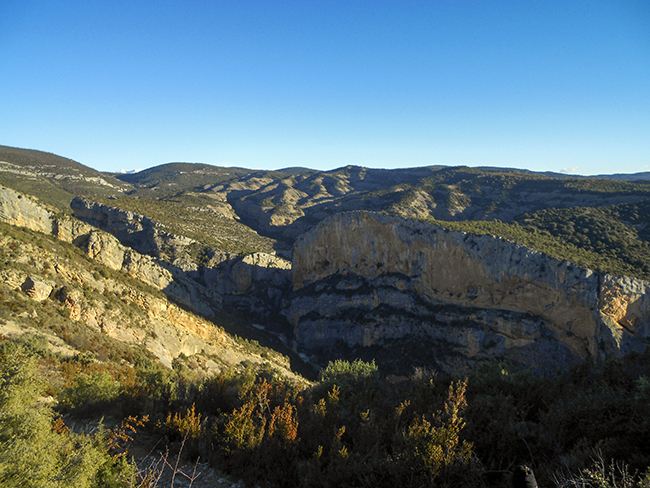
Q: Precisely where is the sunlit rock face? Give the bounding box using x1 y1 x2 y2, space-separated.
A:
286 211 650 374
70 196 292 314
0 186 53 234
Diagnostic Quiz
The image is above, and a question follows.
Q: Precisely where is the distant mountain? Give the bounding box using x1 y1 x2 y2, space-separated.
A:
594 171 650 181
4 144 650 273
0 145 133 211
113 162 252 191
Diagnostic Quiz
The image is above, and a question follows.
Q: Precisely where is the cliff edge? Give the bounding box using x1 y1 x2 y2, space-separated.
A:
285 212 650 373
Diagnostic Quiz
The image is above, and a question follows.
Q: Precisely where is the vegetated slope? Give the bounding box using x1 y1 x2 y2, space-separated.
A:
0 145 133 211
595 171 650 181
0 218 296 377
0 147 283 260
431 212 650 281
0 214 307 487
169 164 650 251
5 144 650 281
89 194 277 256
114 162 252 198
517 201 650 278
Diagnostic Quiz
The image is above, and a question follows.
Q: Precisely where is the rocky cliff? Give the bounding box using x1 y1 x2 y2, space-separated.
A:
0 186 297 377
0 187 295 324
0 186 54 234
285 212 650 373
70 197 291 315
6 181 650 376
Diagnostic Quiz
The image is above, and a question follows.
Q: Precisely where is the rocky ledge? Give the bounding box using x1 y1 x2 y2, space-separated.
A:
284 211 650 374
1 187 291 320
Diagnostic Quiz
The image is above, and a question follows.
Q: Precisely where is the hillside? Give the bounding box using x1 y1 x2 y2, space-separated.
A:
4 145 650 487
0 195 298 377
4 144 650 280
0 145 133 210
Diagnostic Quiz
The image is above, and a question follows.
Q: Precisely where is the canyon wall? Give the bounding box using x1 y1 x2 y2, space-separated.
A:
285 212 650 373
70 196 291 313
0 186 296 374
0 187 291 319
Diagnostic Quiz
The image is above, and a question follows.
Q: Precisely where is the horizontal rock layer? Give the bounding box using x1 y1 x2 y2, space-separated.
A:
70 197 291 305
286 212 650 373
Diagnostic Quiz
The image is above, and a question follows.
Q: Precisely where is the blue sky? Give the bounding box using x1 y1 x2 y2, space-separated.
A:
1 1 649 175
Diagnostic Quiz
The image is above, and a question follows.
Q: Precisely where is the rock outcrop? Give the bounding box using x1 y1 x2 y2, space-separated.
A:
70 197 188 259
0 186 213 316
1 247 289 372
0 186 53 233
285 212 650 373
0 185 297 376
21 275 54 301
0 188 291 320
70 197 292 312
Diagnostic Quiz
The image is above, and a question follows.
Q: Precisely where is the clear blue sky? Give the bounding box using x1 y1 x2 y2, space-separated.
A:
2 1 649 175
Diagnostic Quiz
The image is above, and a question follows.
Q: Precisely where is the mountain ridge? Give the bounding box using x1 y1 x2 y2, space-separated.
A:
5 143 650 487
3 143 650 376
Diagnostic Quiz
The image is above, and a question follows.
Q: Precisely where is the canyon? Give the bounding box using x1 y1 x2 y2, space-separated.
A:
3 180 650 376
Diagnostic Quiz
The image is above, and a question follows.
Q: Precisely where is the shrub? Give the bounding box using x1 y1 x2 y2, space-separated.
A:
399 379 477 484
555 453 650 488
158 403 203 440
60 370 121 409
0 343 133 487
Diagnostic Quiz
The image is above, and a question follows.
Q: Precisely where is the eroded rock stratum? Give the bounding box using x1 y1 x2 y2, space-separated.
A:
286 212 650 373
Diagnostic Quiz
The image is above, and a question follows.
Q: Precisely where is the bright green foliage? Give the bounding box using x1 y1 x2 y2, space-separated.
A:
316 358 382 404
0 344 133 488
60 370 121 407
0 343 61 486
318 358 380 386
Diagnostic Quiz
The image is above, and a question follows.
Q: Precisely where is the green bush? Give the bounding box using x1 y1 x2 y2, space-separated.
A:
0 344 133 487
60 370 121 409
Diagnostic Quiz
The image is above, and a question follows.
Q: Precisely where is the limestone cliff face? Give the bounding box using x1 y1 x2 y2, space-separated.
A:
70 197 291 307
0 186 53 234
286 212 650 373
0 185 296 376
